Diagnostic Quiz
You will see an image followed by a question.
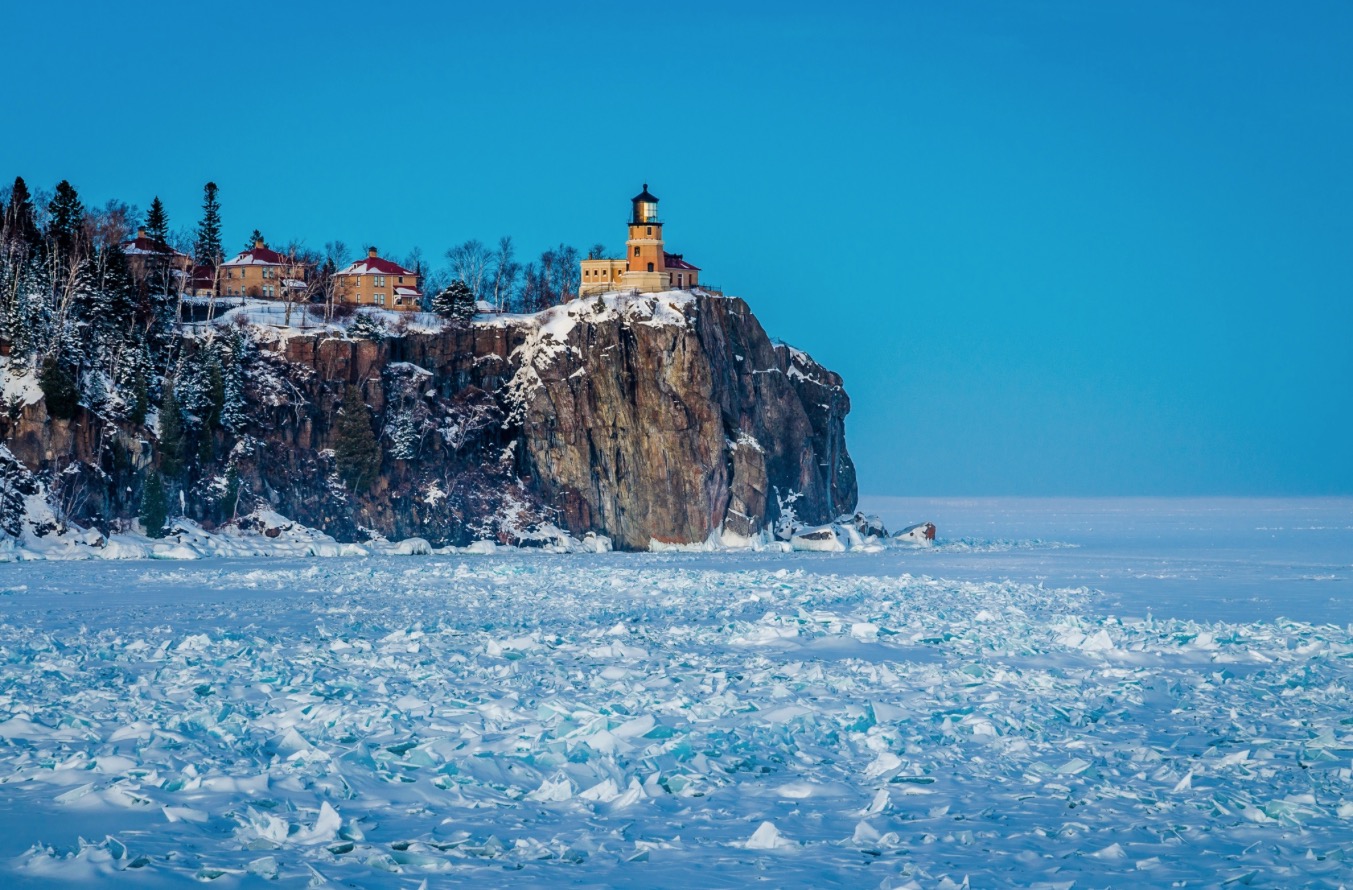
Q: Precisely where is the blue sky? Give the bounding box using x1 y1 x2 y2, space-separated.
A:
5 1 1350 495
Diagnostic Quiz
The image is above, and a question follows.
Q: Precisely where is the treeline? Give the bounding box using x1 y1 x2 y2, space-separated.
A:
0 176 199 422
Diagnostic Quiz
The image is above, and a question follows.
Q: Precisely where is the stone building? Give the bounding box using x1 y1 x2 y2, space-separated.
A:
579 185 701 297
332 247 423 311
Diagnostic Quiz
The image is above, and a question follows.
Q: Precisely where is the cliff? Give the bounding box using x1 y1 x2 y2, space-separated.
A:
0 292 856 550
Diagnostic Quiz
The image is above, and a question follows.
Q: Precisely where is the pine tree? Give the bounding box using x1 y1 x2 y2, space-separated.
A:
158 382 186 479
3 177 39 250
334 385 381 492
193 182 223 267
38 353 79 419
115 344 153 425
221 357 248 434
385 409 421 460
217 328 251 435
196 350 226 464
9 255 52 360
141 198 178 353
220 464 242 523
92 243 137 355
144 197 169 244
348 312 386 340
433 280 476 324
46 180 86 262
139 471 169 538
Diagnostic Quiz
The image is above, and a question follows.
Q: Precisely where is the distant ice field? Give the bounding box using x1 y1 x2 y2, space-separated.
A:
0 498 1350 887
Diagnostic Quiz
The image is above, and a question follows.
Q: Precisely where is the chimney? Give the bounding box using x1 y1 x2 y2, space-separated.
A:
136 227 146 239
255 238 266 250
368 246 379 258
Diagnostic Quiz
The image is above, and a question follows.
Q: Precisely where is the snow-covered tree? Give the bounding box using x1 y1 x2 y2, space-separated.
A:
348 312 387 340
38 353 79 420
158 382 186 479
384 409 422 461
334 385 381 491
432 280 475 323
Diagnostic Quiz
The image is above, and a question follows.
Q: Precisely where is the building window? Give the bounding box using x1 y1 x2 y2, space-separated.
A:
375 293 386 305
647 262 654 272
398 276 404 283
647 226 652 235
634 247 640 256
375 275 385 287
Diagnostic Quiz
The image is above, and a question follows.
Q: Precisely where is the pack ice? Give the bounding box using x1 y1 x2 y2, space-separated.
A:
0 547 1350 887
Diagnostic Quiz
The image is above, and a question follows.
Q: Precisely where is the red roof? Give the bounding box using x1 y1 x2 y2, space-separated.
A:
122 235 187 258
338 254 418 277
189 265 216 287
664 252 700 271
223 245 291 266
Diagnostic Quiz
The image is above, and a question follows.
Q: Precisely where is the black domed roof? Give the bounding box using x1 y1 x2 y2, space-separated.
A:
631 183 659 203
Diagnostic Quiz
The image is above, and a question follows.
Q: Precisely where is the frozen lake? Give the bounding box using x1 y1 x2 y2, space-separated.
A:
0 498 1349 886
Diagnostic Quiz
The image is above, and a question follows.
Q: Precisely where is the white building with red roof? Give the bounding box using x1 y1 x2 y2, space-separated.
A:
219 239 309 300
333 247 423 311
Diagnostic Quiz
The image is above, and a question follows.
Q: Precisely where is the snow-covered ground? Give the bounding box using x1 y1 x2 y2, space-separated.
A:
1 499 1350 887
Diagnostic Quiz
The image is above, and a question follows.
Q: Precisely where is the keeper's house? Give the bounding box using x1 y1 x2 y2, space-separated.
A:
332 247 423 311
219 239 308 299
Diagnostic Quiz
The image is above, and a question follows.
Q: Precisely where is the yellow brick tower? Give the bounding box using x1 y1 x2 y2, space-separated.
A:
579 184 701 297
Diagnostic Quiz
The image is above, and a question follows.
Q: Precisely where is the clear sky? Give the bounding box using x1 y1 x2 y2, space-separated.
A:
5 1 1350 495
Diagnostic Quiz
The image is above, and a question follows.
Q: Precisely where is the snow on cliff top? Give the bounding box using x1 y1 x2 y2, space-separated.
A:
500 290 699 415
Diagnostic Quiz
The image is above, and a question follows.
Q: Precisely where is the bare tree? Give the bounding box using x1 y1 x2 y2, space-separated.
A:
279 243 321 327
322 240 349 322
488 236 519 313
445 239 491 303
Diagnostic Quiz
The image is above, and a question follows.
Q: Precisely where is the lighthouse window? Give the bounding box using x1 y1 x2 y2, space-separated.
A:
646 226 652 235
634 246 640 256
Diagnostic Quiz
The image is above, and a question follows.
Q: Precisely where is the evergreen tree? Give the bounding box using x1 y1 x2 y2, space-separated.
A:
3 177 39 250
115 344 153 425
385 409 421 460
219 328 251 435
220 464 242 523
46 180 86 262
348 312 386 340
139 471 169 538
195 349 226 464
193 182 223 267
91 243 137 355
334 385 381 492
8 256 53 360
144 197 169 244
38 353 79 420
432 280 476 323
158 382 186 479
140 197 178 353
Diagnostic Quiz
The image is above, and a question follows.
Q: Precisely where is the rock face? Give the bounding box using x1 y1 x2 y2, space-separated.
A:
0 292 856 549
512 293 854 548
